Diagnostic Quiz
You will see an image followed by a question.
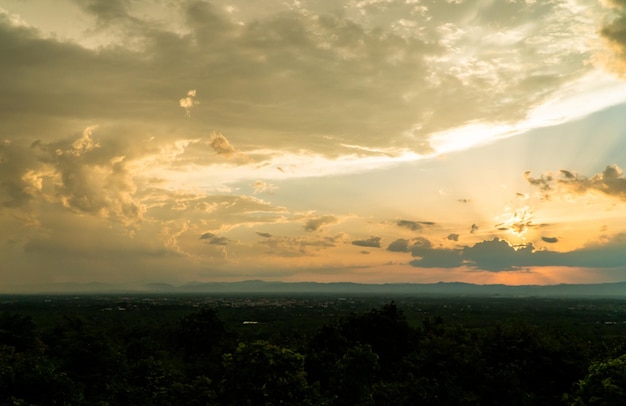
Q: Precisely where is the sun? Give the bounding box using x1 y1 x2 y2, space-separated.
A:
496 205 534 238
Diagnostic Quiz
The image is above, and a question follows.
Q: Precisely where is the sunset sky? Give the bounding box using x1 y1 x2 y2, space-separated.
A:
2 0 626 291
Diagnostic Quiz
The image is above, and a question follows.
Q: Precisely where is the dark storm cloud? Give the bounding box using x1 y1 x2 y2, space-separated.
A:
470 224 479 234
352 237 381 248
447 234 459 242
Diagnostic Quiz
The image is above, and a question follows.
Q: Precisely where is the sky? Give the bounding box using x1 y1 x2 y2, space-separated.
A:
2 0 626 291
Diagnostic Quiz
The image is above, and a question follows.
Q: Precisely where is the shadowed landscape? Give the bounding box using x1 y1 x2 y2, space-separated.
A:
2 290 626 405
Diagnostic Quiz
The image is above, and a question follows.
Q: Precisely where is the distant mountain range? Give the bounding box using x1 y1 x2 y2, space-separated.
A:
8 280 626 297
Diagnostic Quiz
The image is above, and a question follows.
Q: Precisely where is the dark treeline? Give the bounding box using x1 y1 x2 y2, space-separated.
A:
2 300 626 405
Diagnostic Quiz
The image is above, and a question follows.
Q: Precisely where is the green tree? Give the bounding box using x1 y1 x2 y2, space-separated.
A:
0 312 36 352
0 345 82 405
176 307 229 357
45 315 126 405
566 354 626 405
173 307 232 378
340 302 410 372
332 344 380 406
481 322 585 405
220 340 311 405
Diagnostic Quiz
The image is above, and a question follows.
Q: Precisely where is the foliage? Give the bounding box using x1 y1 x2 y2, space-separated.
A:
1 295 625 405
566 354 626 405
220 340 310 405
332 343 379 406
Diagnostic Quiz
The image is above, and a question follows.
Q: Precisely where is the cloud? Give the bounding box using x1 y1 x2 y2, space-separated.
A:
1 0 624 287
495 206 535 235
599 0 626 76
462 235 626 271
200 232 230 245
208 236 230 245
526 165 626 201
542 236 559 243
209 132 238 157
75 0 131 24
0 205 194 288
401 237 535 271
304 215 337 232
408 237 464 268
0 139 42 209
71 126 100 154
462 238 535 271
352 236 382 248
396 219 435 231
408 236 434 255
387 238 410 252
25 127 145 225
145 192 288 230
470 224 479 234
0 0 601 161
154 133 252 170
253 180 277 194
179 89 199 117
403 234 626 271
409 250 464 269
524 171 554 196
258 233 342 257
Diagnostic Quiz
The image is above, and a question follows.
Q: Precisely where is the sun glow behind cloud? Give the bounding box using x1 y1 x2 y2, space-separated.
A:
2 0 626 291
